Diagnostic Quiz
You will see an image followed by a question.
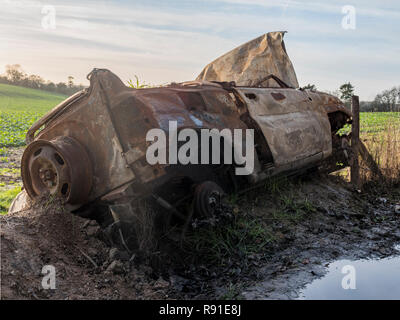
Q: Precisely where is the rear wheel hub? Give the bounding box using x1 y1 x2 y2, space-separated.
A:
193 181 224 218
21 137 92 205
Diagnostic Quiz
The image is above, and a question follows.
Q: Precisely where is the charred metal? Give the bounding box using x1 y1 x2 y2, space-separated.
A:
18 32 352 244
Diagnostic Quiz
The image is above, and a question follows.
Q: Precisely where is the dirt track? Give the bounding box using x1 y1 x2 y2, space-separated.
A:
1 174 399 300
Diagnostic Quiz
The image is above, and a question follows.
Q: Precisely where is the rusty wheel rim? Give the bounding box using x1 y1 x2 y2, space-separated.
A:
22 137 92 205
193 181 224 218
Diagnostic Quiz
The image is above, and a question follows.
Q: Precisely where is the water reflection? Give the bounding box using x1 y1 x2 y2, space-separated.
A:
299 255 400 300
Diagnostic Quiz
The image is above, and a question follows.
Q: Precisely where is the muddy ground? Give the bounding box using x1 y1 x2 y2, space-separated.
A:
240 177 400 299
0 147 23 187
0 148 399 300
1 167 399 300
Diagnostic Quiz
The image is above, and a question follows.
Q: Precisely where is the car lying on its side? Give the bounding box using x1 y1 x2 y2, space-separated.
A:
16 32 352 240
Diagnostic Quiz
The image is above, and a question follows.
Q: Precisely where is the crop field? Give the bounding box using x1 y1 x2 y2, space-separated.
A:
359 112 400 134
339 111 400 136
0 83 66 112
0 84 66 213
0 83 66 148
0 83 398 213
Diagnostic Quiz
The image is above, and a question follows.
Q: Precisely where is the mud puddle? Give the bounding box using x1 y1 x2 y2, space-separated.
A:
299 246 400 300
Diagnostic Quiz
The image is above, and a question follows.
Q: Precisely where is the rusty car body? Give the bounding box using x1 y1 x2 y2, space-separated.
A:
18 32 352 236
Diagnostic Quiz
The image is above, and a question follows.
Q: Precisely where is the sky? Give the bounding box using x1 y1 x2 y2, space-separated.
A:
1 0 399 100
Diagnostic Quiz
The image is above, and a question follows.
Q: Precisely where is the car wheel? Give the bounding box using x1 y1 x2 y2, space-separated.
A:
193 181 224 218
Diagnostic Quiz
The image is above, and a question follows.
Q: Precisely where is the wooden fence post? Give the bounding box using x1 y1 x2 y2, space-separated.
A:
351 95 360 189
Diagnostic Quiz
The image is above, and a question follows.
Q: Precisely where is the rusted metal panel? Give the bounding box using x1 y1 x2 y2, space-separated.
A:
196 31 299 88
306 90 352 117
234 87 332 167
28 69 248 205
34 71 136 202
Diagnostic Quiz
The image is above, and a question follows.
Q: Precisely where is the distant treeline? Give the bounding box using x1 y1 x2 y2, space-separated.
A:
2 64 399 112
360 86 400 112
304 83 400 112
0 64 86 96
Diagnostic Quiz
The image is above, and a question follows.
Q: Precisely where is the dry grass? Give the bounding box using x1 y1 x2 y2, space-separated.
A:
333 117 399 188
359 119 400 186
133 199 157 252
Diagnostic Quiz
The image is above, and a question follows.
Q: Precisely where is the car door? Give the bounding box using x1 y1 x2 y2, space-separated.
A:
234 88 332 167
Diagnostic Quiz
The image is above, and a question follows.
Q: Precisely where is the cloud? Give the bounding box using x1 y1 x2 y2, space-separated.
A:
1 0 398 100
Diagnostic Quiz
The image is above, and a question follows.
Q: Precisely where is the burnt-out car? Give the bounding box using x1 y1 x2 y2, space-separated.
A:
17 32 352 238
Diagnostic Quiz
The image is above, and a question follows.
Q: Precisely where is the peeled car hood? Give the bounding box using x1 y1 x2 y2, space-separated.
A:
196 31 299 88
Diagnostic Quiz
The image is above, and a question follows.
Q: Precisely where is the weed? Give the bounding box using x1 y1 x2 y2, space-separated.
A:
0 186 21 214
127 75 152 89
219 282 244 300
186 213 275 265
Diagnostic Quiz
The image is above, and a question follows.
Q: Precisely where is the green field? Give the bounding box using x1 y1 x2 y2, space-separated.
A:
358 112 400 134
0 83 66 112
339 111 400 136
0 84 66 213
0 83 66 147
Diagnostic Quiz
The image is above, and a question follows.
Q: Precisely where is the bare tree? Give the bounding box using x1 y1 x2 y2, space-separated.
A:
5 64 25 83
374 87 399 111
1 64 85 95
27 74 45 89
68 76 74 88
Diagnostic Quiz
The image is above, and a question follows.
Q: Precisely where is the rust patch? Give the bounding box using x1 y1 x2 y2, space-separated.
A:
271 92 286 101
22 69 247 207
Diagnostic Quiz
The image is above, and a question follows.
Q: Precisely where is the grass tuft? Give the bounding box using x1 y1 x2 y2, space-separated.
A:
185 212 276 265
0 186 21 214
